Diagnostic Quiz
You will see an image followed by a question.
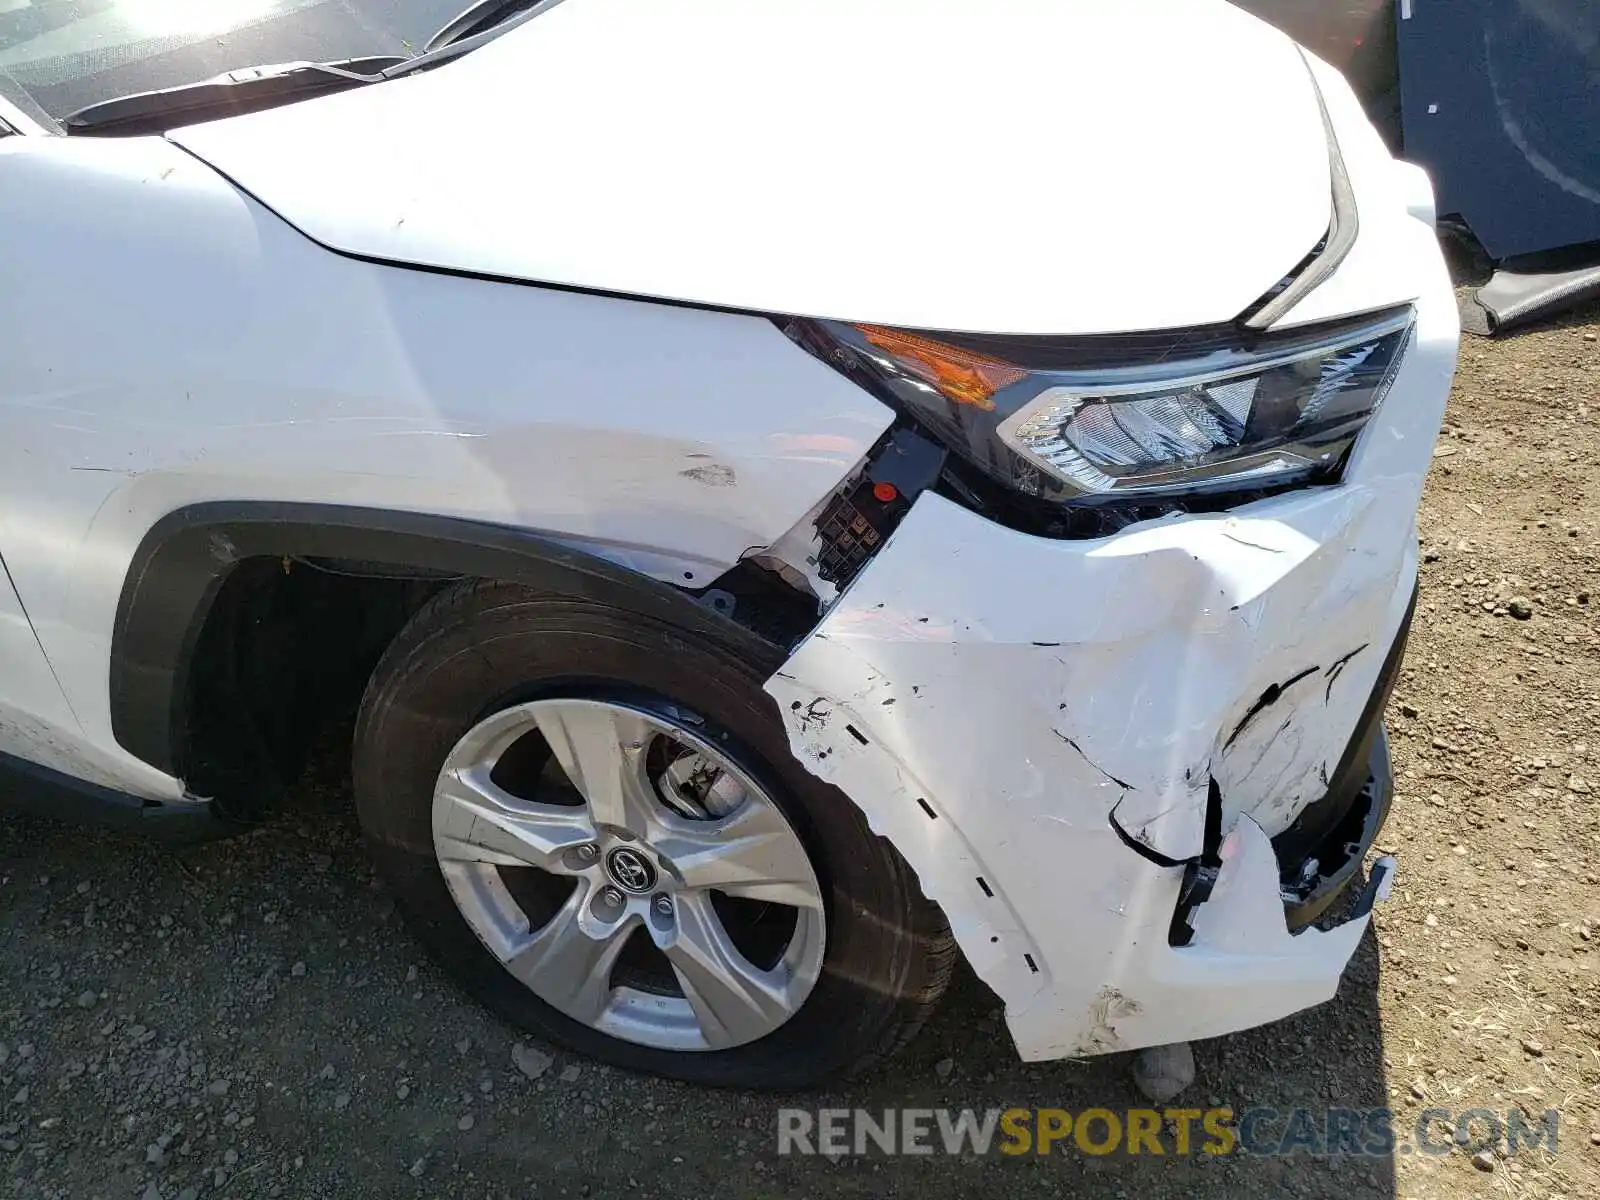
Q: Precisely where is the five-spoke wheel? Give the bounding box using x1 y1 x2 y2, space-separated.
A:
433 698 826 1051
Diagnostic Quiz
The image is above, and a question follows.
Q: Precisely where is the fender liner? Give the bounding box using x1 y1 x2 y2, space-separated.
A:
111 502 783 778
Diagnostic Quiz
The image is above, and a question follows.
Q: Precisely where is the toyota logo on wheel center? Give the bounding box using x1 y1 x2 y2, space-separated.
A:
606 846 658 894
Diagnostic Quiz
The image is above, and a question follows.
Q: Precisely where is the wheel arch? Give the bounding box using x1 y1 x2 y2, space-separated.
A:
111 502 800 807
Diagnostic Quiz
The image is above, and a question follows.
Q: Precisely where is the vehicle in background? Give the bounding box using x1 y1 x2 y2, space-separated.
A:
1242 0 1600 334
1235 0 1399 137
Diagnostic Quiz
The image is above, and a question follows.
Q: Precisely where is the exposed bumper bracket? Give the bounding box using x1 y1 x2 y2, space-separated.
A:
1166 778 1224 947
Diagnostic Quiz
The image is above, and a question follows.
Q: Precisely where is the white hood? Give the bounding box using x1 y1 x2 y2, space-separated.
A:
171 0 1333 335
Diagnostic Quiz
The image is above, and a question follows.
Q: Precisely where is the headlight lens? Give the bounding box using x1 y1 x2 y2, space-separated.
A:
793 309 1413 504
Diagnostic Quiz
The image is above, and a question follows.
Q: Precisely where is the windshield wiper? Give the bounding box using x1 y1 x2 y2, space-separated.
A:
423 0 560 54
63 58 404 136
63 0 566 137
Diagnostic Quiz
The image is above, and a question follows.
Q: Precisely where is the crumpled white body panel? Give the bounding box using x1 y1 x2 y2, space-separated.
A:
764 162 1457 1058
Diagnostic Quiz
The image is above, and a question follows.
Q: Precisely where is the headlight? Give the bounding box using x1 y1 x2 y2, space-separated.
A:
788 309 1413 504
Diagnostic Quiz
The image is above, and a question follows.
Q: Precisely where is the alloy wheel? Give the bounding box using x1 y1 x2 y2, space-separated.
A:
431 697 827 1051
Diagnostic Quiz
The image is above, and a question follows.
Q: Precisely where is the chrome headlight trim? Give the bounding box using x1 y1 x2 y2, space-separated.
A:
1242 49 1360 330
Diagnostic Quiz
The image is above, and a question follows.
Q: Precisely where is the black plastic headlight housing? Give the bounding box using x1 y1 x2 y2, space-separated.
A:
782 307 1413 513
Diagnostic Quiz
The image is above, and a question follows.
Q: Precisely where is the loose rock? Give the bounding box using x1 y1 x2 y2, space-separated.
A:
1132 1042 1195 1103
512 1043 553 1081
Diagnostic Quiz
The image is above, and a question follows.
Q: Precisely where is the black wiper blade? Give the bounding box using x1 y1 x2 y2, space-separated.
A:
374 0 563 82
423 0 554 54
65 0 563 134
63 57 406 136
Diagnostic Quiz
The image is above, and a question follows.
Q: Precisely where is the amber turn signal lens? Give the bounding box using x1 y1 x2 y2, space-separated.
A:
858 325 1025 412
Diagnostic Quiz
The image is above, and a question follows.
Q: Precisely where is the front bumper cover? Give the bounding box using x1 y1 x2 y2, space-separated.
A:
764 490 1418 1059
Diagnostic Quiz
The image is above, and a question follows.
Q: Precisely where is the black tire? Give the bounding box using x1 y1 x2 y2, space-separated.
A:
352 579 955 1090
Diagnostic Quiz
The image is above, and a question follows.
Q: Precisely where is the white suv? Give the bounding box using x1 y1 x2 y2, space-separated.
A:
0 0 1456 1089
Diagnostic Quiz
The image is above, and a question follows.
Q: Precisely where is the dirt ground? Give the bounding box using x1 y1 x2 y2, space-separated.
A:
2 299 1598 1200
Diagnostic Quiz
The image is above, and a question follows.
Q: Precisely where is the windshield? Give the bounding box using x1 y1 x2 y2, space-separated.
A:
0 0 465 121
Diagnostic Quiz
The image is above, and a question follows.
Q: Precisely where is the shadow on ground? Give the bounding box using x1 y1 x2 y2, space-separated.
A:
0 751 1394 1200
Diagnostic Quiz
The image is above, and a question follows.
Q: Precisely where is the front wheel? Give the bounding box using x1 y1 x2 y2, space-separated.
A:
352 580 954 1089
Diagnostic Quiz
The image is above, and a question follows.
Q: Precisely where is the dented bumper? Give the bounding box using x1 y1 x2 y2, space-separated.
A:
763 238 1456 1060
765 491 1416 1059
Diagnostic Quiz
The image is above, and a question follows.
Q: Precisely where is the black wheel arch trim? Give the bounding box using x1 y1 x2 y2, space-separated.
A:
111 502 780 779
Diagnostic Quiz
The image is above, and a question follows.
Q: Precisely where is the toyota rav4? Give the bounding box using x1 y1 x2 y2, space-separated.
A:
0 0 1456 1088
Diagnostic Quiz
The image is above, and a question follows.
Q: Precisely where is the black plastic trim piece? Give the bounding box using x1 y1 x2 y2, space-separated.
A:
1345 851 1396 923
0 751 239 843
1282 732 1395 930
65 59 404 137
892 306 1413 374
1167 778 1227 947
422 0 562 53
110 503 780 779
812 425 947 589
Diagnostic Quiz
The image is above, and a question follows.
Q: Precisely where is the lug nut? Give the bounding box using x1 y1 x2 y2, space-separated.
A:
653 895 674 917
601 886 624 906
576 843 599 861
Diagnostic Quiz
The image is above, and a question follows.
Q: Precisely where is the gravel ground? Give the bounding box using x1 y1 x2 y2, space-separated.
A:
3 300 1599 1200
